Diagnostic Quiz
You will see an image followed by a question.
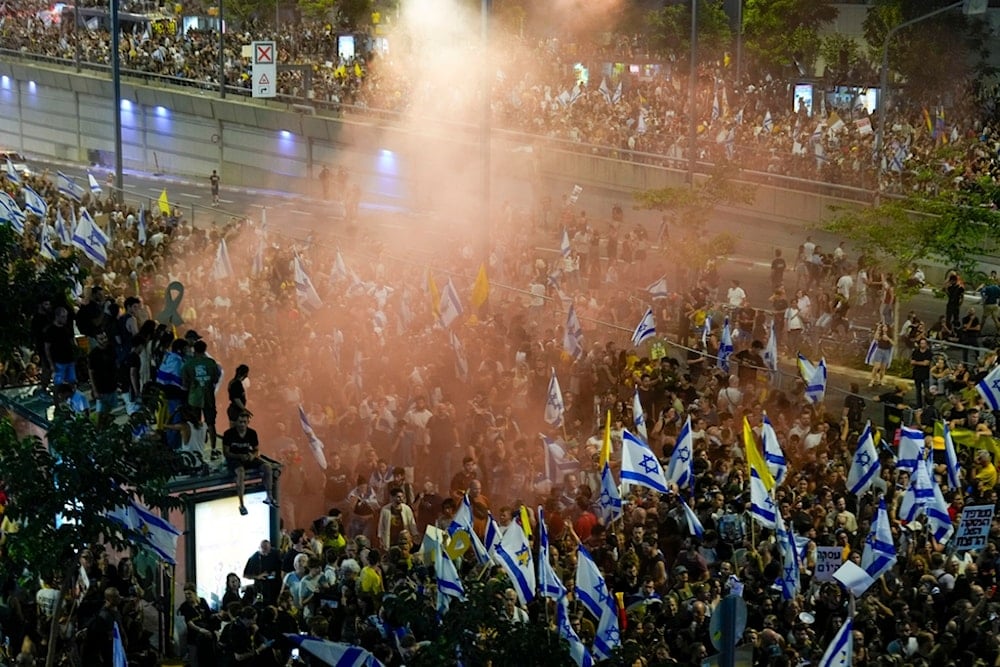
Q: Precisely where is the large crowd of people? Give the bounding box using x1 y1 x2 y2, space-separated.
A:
0 141 996 667
4 1 1000 195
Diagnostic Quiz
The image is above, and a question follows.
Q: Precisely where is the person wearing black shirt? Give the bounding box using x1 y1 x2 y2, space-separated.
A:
960 307 982 362
873 385 908 438
842 383 866 434
733 340 766 389
243 540 282 606
30 296 52 389
227 364 251 432
910 338 933 407
945 272 965 330
223 412 277 515
178 583 219 665
770 248 786 289
45 305 78 386
87 330 119 425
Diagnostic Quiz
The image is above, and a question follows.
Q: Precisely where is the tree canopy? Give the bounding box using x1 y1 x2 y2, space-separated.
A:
742 0 839 76
645 0 732 62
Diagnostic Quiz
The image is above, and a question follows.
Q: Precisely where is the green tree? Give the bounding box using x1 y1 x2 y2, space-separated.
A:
0 409 182 666
646 0 732 61
0 225 77 371
742 0 839 76
298 0 372 28
862 0 991 99
818 32 867 80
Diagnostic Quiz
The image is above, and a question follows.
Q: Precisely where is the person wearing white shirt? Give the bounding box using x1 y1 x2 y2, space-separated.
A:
500 588 529 624
836 272 854 300
727 280 747 308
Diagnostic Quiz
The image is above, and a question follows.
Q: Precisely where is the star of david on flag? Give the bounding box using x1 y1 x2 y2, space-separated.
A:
847 421 880 496
621 429 669 494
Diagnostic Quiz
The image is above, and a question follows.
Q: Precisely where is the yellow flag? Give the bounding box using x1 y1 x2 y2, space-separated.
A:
427 268 441 317
470 263 489 309
599 409 612 467
744 417 775 491
444 529 470 559
519 505 532 539
157 188 171 215
354 62 363 78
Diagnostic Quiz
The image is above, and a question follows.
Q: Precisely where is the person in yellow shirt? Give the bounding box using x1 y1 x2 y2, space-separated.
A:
358 549 384 608
974 450 998 491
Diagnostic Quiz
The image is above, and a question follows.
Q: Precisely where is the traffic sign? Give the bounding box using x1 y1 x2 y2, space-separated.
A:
252 65 276 98
252 41 275 65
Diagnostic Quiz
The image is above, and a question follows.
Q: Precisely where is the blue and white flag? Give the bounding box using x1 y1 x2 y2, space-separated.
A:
861 499 897 582
538 507 567 600
4 158 20 184
56 171 86 202
620 428 669 494
762 110 773 134
449 330 469 383
847 422 880 496
927 474 955 544
978 364 1000 411
108 500 181 564
598 77 612 104
136 206 147 246
438 279 463 328
632 389 647 441
212 238 234 280
71 208 108 266
597 462 622 525
483 512 502 554
113 621 127 667
544 369 564 428
817 618 853 667
561 228 572 258
679 497 704 538
297 405 328 470
434 533 465 613
702 315 711 349
564 304 584 359
55 208 72 245
711 89 720 124
556 597 594 667
664 416 694 496
775 509 800 600
494 517 536 607
797 354 827 405
896 425 924 476
761 415 787 487
763 320 779 379
0 192 26 234
283 635 385 667
943 421 961 490
331 251 349 282
646 276 668 300
749 467 777 529
79 208 109 246
899 451 954 543
88 172 103 195
39 231 57 261
294 255 323 310
631 307 656 347
22 185 47 219
576 545 620 660
542 434 580 485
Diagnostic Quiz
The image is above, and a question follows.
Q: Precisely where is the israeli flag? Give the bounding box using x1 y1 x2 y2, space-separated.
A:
87 172 102 195
0 191 26 234
107 500 182 564
899 453 934 524
631 307 656 347
762 110 773 134
212 238 234 280
763 320 779 378
575 545 620 658
113 621 127 667
22 185 47 219
39 231 58 261
294 255 323 310
563 304 584 360
593 600 622 661
538 507 567 600
483 512 502 554
434 534 465 614
620 428 669 494
450 330 469 383
775 509 800 600
597 462 622 525
71 208 107 266
544 369 564 428
4 157 20 184
561 228 572 258
297 405 328 470
927 474 955 544
864 339 877 366
817 618 853 667
749 467 776 529
762 414 787 487
646 275 668 300
632 389 647 441
438 279 463 328
542 434 580 484
664 415 694 496
702 315 712 349
137 205 147 246
55 208 71 245
679 497 704 538
847 422 881 496
896 425 924 476
494 518 536 606
79 208 109 246
56 171 86 202
331 251 349 282
977 364 1000 411
447 493 490 565
557 597 594 667
943 421 961 490
797 354 827 405
861 498 897 582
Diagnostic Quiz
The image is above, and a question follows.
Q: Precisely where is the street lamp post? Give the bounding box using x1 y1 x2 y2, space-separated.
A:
111 0 123 202
480 0 491 265
687 0 698 185
874 0 970 173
